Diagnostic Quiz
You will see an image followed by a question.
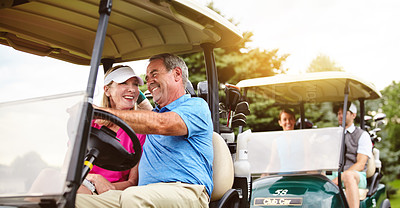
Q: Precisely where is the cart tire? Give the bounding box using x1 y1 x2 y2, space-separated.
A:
381 198 391 208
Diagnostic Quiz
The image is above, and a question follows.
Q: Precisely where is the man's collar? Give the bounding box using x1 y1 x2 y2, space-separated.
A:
153 94 189 112
345 123 356 133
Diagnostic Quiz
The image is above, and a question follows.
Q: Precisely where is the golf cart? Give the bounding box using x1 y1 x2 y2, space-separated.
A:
232 72 391 207
0 0 243 207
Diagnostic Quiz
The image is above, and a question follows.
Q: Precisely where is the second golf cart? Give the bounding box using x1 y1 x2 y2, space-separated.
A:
233 72 391 208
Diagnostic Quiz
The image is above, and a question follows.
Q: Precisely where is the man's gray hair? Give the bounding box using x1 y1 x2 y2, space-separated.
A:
149 53 188 87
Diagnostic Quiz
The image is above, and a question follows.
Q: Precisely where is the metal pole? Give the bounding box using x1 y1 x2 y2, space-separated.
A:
300 102 305 129
102 58 114 73
338 79 350 208
359 98 365 130
201 43 220 133
65 1 112 207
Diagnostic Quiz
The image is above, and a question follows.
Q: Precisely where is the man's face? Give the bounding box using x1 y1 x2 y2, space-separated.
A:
145 59 181 107
337 108 355 127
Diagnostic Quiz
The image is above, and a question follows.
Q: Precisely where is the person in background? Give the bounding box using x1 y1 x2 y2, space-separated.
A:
78 65 152 195
329 102 372 208
278 108 296 131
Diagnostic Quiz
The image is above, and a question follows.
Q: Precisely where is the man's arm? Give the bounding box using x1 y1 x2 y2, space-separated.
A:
98 107 188 136
347 153 369 172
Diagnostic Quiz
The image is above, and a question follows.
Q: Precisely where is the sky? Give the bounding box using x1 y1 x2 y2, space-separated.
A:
199 0 400 91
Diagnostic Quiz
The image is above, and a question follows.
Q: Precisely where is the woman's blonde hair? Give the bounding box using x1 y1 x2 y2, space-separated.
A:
99 65 137 126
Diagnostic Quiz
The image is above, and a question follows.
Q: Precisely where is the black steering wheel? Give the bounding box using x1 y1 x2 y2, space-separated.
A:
87 108 142 171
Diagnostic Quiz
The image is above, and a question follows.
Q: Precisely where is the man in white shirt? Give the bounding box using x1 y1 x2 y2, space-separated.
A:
330 102 372 208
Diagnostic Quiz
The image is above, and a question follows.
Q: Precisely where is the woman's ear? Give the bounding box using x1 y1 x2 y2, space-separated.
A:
104 85 111 97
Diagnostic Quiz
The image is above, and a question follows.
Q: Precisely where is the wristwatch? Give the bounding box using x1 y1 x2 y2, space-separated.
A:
82 179 97 194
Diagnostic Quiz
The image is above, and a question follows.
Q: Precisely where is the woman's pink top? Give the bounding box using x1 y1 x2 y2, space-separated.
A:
90 121 146 182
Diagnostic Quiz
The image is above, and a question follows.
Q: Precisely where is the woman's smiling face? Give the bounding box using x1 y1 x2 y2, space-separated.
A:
105 77 140 110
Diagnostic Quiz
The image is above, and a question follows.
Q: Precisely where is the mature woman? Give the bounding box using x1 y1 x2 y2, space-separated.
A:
78 65 152 195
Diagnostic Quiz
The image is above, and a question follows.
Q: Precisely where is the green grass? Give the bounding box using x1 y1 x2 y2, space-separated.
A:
388 179 400 207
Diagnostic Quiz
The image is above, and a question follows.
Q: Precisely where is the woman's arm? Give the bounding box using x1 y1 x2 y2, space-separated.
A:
82 164 139 194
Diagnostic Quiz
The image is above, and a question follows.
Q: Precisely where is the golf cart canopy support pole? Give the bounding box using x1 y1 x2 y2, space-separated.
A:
102 58 115 73
359 98 365 130
338 79 350 208
300 102 305 129
201 43 220 133
65 1 112 207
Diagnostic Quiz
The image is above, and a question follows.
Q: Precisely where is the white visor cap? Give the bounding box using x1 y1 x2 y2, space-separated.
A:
104 66 144 86
349 103 357 114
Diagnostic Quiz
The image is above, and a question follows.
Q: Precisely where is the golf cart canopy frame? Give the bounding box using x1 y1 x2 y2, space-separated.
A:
0 0 242 65
236 71 381 104
237 71 382 129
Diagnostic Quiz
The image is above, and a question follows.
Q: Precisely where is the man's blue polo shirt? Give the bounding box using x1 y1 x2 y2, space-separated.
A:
138 94 214 196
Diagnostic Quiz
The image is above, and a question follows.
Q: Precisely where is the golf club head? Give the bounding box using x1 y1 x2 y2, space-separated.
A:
374 113 386 121
233 112 246 121
225 84 241 110
219 109 227 119
219 102 226 111
231 118 246 128
235 101 250 115
372 127 382 133
364 115 372 122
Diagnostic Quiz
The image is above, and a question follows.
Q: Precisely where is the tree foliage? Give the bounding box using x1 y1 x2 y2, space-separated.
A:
182 32 288 89
375 81 400 181
307 54 343 73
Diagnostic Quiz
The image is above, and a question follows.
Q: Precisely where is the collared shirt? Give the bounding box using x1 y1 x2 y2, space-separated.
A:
345 124 372 158
138 94 214 196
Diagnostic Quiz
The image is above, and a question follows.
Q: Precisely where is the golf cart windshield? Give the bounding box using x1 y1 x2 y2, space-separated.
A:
241 127 343 175
0 92 85 204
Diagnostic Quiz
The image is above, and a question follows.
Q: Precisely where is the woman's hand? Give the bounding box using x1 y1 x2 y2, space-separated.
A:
86 173 116 194
77 184 93 195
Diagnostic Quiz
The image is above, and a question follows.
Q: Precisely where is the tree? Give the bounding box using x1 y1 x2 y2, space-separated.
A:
182 32 288 89
180 3 289 133
307 54 343 73
181 2 289 89
375 81 400 182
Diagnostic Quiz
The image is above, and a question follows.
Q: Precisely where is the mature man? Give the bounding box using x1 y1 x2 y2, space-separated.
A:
329 102 372 208
76 53 213 207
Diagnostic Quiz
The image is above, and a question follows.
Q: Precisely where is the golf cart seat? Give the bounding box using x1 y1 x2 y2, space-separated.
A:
359 152 378 200
209 132 240 208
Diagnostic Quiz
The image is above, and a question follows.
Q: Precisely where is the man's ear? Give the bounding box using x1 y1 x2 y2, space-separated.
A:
173 67 183 82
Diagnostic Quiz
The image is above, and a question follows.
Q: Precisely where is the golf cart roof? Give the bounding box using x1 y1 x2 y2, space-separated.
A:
236 71 382 104
0 0 242 65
